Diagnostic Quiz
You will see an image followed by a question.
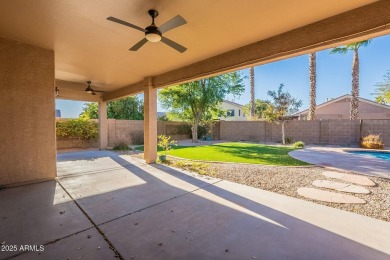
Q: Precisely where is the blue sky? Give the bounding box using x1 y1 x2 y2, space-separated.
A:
56 34 390 118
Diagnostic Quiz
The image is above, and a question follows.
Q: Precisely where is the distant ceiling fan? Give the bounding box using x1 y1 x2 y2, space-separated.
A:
107 9 187 53
85 81 106 95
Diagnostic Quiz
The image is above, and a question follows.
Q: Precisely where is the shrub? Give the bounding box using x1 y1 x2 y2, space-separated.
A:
130 131 144 145
158 135 177 153
284 137 294 144
56 119 98 140
190 125 209 139
293 141 305 148
166 124 191 135
360 134 384 149
197 125 208 139
112 142 130 151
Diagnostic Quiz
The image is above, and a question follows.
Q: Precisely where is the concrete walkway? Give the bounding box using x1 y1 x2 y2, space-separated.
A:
289 147 390 179
1 150 389 259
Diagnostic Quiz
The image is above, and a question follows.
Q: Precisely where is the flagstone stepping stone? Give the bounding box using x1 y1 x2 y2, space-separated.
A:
297 187 366 204
322 171 375 187
313 180 370 194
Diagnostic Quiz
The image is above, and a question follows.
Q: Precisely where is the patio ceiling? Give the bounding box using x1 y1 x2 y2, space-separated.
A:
0 0 383 96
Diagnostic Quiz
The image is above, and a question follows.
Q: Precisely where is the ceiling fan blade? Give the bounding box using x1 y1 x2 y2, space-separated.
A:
93 90 107 93
129 38 148 51
107 16 145 32
161 37 187 53
158 15 187 34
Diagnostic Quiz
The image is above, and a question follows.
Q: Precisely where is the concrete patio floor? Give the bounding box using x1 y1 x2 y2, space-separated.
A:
290 146 390 179
1 151 389 260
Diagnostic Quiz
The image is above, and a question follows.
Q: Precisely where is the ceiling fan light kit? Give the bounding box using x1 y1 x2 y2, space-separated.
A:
145 31 161 42
85 81 94 94
85 81 105 95
145 10 162 42
107 9 187 52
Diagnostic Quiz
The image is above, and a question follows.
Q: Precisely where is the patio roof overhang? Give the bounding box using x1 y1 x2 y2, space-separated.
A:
1 0 390 185
1 0 389 102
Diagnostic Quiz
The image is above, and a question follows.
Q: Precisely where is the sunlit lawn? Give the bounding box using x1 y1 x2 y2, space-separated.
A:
135 142 309 166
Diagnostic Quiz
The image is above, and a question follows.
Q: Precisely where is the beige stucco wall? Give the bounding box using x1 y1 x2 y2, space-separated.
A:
299 97 390 120
0 37 56 185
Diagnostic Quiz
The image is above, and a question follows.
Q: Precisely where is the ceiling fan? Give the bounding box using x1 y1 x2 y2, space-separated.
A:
85 81 106 95
107 9 187 53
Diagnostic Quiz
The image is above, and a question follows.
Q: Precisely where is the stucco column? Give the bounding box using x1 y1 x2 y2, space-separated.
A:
144 85 157 163
98 101 108 149
0 37 56 185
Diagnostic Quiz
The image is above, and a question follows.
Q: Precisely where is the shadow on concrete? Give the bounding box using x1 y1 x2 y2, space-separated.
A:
1 151 388 259
65 152 389 259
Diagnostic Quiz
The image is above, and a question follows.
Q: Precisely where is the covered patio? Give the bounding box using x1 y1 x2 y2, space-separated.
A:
1 1 390 259
1 1 390 185
1 150 389 259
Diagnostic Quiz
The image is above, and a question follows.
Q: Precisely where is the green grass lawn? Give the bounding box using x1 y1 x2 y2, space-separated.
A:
135 142 309 166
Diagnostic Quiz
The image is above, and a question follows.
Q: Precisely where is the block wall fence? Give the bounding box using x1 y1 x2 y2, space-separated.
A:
56 120 191 149
107 119 191 147
56 119 390 149
217 119 390 146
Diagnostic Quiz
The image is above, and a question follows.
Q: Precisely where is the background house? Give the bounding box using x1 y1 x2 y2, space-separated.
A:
55 109 61 118
295 94 390 120
218 100 247 121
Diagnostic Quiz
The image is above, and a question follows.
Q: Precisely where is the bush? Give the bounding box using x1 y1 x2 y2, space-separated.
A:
158 135 177 152
197 125 208 139
293 141 305 148
360 134 384 149
284 137 294 144
56 119 98 140
112 142 130 151
190 125 209 139
130 131 144 145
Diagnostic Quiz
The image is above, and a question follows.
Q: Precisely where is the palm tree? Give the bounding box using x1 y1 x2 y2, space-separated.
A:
330 40 371 120
250 67 255 118
308 52 316 120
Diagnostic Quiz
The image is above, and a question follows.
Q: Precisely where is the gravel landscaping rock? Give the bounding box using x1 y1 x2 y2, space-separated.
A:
151 156 390 222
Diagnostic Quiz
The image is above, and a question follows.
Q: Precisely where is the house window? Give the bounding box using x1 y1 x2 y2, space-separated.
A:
239 109 241 116
227 109 235 117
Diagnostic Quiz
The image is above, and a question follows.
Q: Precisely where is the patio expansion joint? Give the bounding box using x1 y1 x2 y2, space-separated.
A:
56 164 136 179
55 180 125 260
95 179 224 227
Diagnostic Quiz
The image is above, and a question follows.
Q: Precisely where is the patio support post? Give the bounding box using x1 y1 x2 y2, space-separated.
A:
144 82 157 163
98 101 108 149
0 37 56 185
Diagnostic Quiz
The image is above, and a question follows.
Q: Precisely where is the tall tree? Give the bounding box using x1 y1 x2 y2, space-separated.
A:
250 67 255 118
243 99 270 119
374 70 390 104
79 96 144 120
308 52 317 120
108 97 144 120
330 40 371 120
263 84 302 145
79 102 98 119
159 72 245 142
